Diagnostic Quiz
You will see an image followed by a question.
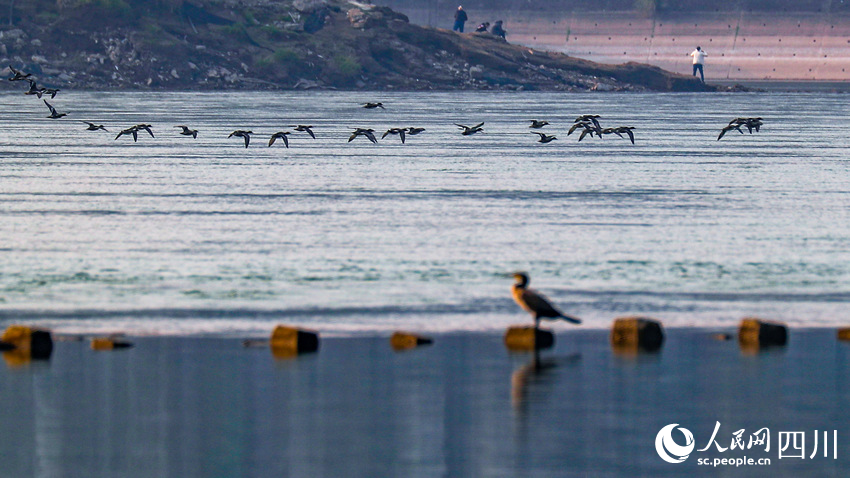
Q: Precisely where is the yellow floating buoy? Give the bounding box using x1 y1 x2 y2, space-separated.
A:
270 325 319 358
1 325 53 364
390 332 433 351
90 337 134 351
504 326 554 351
610 316 664 354
738 318 787 352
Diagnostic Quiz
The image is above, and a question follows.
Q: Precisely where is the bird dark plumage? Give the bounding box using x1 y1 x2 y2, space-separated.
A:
406 127 425 135
529 120 549 129
349 128 378 143
175 125 198 138
115 127 139 142
43 100 67 118
228 130 253 148
614 126 636 144
381 128 406 143
362 102 384 109
82 121 108 131
575 114 601 129
511 272 582 329
532 132 557 143
291 125 315 139
717 124 744 141
8 65 31 81
456 122 485 135
269 131 290 148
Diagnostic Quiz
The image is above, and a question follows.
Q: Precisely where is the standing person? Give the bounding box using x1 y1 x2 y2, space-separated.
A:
492 20 506 39
453 6 468 32
690 46 707 83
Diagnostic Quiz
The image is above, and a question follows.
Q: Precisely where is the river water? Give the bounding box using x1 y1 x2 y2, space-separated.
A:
1 90 849 336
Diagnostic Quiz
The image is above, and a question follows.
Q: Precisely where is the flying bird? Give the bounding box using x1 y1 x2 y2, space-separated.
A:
717 124 744 140
529 120 549 129
575 114 601 129
269 131 291 147
614 126 636 144
406 127 425 135
349 128 378 143
532 132 557 143
511 272 582 329
8 65 31 81
456 122 484 135
43 100 67 119
228 130 253 148
115 126 139 142
381 127 407 143
291 125 315 138
82 121 108 131
175 125 198 138
362 102 385 109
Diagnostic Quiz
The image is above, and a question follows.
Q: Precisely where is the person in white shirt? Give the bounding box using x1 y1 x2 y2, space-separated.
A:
690 46 707 83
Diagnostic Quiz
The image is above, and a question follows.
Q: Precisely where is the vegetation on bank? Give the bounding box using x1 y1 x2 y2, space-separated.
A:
0 0 713 91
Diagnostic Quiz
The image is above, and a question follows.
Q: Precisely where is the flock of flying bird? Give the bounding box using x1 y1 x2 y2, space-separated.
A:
7 64 763 148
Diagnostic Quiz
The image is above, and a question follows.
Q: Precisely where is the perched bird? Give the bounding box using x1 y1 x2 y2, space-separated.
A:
532 132 557 143
381 127 406 143
269 131 291 147
717 124 744 141
456 122 485 135
228 130 253 148
82 121 108 132
348 128 378 143
362 102 385 109
43 100 67 119
291 125 315 139
406 127 425 135
511 272 582 329
529 120 549 129
574 114 601 129
115 126 140 142
8 65 31 81
175 125 198 138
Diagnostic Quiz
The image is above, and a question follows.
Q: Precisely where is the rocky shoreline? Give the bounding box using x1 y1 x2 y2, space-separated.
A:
0 0 716 92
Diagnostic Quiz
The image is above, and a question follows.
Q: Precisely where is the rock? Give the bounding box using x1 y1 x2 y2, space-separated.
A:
188 62 197 70
170 68 179 79
469 64 485 79
293 0 328 12
592 82 614 91
293 77 321 89
31 55 48 64
31 39 42 48
0 29 26 41
347 8 368 28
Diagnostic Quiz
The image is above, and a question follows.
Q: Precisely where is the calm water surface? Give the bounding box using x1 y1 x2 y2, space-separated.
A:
1 91 849 335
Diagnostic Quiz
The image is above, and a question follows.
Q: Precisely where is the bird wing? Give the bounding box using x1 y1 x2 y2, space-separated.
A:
348 132 357 142
398 129 405 143
381 130 391 139
522 289 581 323
305 127 315 139
578 128 591 142
472 122 485 129
625 129 634 144
43 100 57 115
455 124 468 131
143 126 154 138
243 134 250 148
269 135 277 146
282 134 289 148
365 131 378 143
228 131 236 138
590 117 601 129
717 127 727 140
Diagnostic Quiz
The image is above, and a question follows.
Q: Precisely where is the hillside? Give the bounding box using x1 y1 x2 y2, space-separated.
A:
0 0 714 91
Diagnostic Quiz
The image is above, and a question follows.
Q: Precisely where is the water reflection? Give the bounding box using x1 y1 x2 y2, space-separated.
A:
0 331 846 476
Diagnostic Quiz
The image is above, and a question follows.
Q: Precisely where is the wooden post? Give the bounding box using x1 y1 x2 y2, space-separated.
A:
610 316 664 354
390 332 433 351
270 325 319 358
504 326 554 351
738 318 787 353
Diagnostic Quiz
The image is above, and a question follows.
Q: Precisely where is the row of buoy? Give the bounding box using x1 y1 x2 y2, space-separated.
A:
1 317 847 365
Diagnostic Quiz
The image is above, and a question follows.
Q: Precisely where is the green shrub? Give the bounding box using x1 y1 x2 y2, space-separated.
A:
333 54 361 78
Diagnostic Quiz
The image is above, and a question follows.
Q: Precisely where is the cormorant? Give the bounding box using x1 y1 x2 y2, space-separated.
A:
511 272 582 330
